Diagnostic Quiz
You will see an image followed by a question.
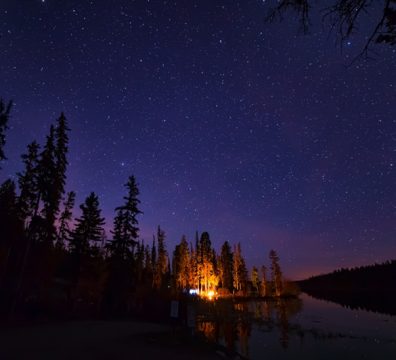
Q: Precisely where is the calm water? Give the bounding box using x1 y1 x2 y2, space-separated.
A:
195 294 396 359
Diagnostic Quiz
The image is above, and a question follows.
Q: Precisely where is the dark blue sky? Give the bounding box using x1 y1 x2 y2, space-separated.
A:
1 0 395 279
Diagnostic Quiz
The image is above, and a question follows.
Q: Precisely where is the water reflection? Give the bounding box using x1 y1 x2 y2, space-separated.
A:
196 298 302 357
195 295 396 360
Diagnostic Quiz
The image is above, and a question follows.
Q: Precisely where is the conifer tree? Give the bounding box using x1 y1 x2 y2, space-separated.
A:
198 232 215 292
269 249 283 297
135 240 145 283
260 265 268 297
219 241 234 292
70 192 105 256
17 141 40 223
144 244 152 274
172 235 190 291
189 242 198 290
108 176 142 259
56 191 75 249
0 99 12 166
0 180 22 279
251 266 259 294
37 125 58 243
233 243 248 294
153 226 168 289
54 113 70 206
151 236 157 268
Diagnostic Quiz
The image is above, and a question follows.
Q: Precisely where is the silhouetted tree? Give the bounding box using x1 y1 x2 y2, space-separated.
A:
219 241 234 293
153 226 168 289
270 249 283 297
0 180 23 284
17 141 40 224
251 266 259 294
233 243 248 294
70 192 105 257
54 113 69 191
108 176 142 259
0 99 12 166
37 125 58 244
267 0 396 57
151 236 157 270
260 265 268 297
56 191 75 250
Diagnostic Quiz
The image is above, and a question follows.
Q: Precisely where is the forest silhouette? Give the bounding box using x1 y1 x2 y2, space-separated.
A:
0 103 295 321
1 101 395 323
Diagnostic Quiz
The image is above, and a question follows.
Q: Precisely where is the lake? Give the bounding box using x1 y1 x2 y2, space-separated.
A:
195 294 396 359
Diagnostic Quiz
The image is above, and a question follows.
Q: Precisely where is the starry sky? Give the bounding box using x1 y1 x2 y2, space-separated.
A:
1 0 395 279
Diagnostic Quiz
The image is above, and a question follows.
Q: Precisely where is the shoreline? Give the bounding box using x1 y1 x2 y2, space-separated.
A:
0 319 222 360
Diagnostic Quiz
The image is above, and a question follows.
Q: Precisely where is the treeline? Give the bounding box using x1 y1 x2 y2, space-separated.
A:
299 260 396 315
172 234 289 298
0 101 291 320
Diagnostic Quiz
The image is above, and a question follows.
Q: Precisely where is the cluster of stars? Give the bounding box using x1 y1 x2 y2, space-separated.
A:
0 0 395 278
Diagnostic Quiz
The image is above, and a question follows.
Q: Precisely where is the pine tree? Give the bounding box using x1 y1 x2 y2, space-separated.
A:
56 191 75 249
260 265 268 297
37 125 58 243
108 176 142 259
0 180 22 280
172 235 190 291
144 244 152 274
153 226 168 289
219 241 234 292
198 232 215 293
189 242 198 290
54 113 70 207
251 266 259 294
269 249 283 297
135 240 145 283
17 141 40 223
233 243 248 294
70 192 105 256
0 99 12 166
151 236 157 268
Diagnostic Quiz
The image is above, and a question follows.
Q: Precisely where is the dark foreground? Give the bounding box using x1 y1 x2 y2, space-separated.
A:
0 321 221 360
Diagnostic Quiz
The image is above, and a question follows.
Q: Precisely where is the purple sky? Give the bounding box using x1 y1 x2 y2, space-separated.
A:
1 0 395 279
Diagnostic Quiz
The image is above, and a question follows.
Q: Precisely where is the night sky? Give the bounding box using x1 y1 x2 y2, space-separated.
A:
1 0 395 279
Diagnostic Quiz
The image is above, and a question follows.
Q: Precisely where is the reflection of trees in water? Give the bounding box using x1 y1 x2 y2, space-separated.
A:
196 298 396 356
196 298 303 354
237 319 251 357
196 320 218 343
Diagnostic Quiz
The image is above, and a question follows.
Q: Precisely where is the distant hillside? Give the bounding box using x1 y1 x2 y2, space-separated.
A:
298 260 396 315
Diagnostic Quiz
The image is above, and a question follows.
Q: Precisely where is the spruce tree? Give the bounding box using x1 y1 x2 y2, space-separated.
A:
54 113 70 203
17 141 40 223
151 236 157 267
153 226 168 289
108 176 142 259
219 241 234 292
198 232 215 292
0 180 20 257
70 192 105 256
56 191 75 249
37 125 58 243
260 265 268 297
0 99 12 166
233 243 248 294
269 249 283 297
251 266 259 294
172 235 190 291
